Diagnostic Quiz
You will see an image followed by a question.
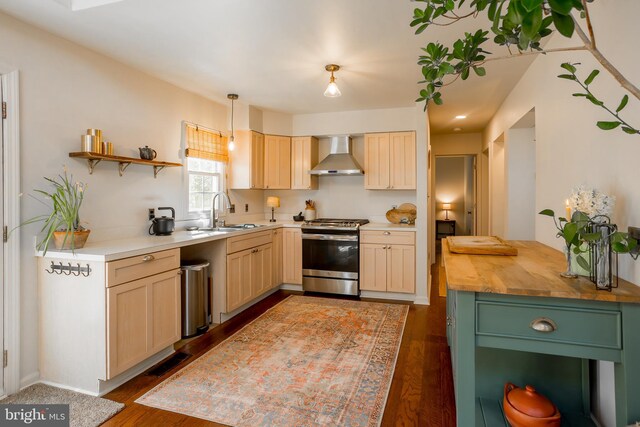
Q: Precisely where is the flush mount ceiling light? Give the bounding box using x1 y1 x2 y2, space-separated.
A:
227 94 238 151
324 64 342 98
455 115 467 119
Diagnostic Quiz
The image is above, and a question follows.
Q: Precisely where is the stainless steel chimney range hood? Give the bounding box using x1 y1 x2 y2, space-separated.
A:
309 135 364 176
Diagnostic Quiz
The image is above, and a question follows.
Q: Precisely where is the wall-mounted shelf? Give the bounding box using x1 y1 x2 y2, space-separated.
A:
69 152 182 178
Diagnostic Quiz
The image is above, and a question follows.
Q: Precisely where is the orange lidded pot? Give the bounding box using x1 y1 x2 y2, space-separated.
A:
503 383 561 427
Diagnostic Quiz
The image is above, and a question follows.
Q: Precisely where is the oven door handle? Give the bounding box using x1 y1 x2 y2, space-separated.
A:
302 233 358 242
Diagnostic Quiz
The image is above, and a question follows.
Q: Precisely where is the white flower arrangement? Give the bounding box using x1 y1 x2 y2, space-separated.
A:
567 186 615 219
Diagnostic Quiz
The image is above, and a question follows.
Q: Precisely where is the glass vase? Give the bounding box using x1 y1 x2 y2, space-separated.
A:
560 246 578 278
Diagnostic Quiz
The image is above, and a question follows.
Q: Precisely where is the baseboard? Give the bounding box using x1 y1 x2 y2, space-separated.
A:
279 283 303 291
413 296 430 305
19 372 40 391
38 379 100 397
360 291 415 302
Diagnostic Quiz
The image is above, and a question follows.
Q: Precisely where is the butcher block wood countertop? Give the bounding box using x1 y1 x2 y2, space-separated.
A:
442 239 640 304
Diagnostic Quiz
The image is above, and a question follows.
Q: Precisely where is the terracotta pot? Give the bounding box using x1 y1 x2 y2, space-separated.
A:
53 230 91 250
503 383 561 427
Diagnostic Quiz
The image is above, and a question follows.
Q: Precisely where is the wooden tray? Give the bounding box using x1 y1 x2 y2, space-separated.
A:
386 203 417 224
446 236 518 256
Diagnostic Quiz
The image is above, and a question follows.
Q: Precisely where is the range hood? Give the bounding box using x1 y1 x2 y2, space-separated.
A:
309 135 364 176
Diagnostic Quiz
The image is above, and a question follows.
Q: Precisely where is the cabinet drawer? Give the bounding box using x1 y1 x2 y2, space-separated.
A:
107 248 180 287
360 230 415 245
476 301 622 350
227 230 273 254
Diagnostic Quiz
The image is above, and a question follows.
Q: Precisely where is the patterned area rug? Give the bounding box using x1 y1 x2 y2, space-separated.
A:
137 295 409 426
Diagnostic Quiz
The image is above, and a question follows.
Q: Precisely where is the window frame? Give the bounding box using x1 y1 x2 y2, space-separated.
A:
186 157 226 217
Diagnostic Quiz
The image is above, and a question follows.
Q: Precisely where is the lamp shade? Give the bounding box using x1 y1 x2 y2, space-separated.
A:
442 203 452 210
267 196 280 208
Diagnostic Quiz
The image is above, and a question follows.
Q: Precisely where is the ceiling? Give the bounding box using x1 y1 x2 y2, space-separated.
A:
0 0 536 133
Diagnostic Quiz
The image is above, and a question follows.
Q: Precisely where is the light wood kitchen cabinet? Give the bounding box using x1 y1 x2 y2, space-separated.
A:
106 265 180 379
282 228 302 285
272 228 283 287
226 230 274 312
264 134 291 189
229 130 264 189
291 136 319 190
360 230 415 293
364 131 416 190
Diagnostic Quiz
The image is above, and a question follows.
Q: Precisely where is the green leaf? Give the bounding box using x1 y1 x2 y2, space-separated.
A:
522 0 543 12
596 121 621 130
563 222 578 245
582 232 602 242
560 63 577 73
539 209 555 217
415 23 429 35
522 8 543 39
616 95 629 113
584 69 600 86
572 93 587 97
621 126 639 134
552 12 575 37
474 66 487 76
549 0 574 15
612 242 628 253
557 74 576 80
576 255 590 271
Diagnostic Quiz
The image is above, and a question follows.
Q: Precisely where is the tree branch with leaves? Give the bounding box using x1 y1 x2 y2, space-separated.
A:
411 0 639 135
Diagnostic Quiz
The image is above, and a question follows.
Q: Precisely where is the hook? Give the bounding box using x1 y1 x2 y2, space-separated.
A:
56 262 64 274
72 263 81 276
64 262 73 275
45 261 55 274
81 264 91 277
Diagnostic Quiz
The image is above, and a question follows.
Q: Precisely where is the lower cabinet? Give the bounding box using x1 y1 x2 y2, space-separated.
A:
226 242 274 312
360 231 416 293
106 267 181 379
283 228 302 284
272 228 283 287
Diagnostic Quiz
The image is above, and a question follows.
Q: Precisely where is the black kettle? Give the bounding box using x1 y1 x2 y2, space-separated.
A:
149 207 175 236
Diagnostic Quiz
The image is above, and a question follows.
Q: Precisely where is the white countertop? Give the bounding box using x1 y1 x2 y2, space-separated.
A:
37 220 303 262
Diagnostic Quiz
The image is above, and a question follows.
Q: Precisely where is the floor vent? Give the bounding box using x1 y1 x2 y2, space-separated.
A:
146 352 191 377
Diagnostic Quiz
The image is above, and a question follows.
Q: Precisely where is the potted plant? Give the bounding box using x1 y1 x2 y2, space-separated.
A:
23 169 90 254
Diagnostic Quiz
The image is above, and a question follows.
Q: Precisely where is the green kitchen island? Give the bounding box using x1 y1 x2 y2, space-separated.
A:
442 240 640 427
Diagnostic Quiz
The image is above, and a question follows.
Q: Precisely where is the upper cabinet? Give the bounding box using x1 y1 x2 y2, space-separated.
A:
364 131 416 190
229 130 264 190
291 136 319 190
264 135 291 189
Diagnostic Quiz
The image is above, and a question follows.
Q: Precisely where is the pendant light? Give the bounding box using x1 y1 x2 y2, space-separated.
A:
324 64 341 98
227 93 238 151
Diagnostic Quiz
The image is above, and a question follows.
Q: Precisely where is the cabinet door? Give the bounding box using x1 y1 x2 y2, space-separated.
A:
291 136 319 190
360 244 388 291
227 249 253 312
107 277 150 378
254 244 273 296
390 131 416 190
364 133 390 189
282 228 302 285
387 245 416 293
149 269 181 354
251 132 265 189
264 135 291 189
272 229 283 287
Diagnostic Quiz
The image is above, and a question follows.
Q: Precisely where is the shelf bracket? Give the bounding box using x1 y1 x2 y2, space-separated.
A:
153 165 166 179
118 162 131 177
87 159 101 175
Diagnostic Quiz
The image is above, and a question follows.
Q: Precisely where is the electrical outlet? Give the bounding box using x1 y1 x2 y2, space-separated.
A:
245 203 249 212
148 208 155 220
229 204 235 214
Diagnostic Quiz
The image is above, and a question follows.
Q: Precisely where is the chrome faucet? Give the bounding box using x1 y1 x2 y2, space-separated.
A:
211 191 232 228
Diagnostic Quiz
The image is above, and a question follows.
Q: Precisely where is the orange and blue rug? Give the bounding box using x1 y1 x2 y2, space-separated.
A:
137 295 409 426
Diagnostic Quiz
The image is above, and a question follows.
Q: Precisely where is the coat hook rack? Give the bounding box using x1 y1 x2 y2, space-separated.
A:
44 261 91 277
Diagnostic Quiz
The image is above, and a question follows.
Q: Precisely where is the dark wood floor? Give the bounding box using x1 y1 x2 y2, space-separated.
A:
103 262 456 426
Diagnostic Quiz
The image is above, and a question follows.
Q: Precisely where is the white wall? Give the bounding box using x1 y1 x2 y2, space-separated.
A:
505 127 536 240
463 156 475 235
293 107 417 136
490 136 506 237
435 157 465 233
0 12 230 387
483 2 640 425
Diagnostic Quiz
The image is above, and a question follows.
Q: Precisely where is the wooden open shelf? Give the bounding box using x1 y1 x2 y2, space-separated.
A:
69 152 182 178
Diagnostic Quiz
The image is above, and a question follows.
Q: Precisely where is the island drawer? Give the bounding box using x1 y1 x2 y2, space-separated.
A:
227 230 273 254
106 248 180 287
476 300 622 351
360 230 415 245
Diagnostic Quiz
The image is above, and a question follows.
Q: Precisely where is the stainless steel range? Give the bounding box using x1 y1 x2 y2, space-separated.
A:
301 218 369 296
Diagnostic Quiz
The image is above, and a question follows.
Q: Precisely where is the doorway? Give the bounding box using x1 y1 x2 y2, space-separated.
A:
434 155 477 252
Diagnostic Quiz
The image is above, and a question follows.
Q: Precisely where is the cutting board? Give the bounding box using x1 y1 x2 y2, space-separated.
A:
386 203 417 224
446 236 518 256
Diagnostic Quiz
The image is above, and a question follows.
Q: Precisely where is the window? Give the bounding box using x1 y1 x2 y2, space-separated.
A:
188 157 225 215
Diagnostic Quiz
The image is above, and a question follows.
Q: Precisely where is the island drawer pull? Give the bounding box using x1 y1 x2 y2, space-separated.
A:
142 255 155 262
383 231 391 235
530 317 557 333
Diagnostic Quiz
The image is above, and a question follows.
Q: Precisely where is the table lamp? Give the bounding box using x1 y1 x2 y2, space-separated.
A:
442 203 452 220
267 196 280 222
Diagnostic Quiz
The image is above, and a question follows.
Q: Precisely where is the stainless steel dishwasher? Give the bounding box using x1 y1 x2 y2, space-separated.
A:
180 260 211 338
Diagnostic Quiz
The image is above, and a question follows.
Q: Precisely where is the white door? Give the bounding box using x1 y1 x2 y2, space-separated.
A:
0 81 5 395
